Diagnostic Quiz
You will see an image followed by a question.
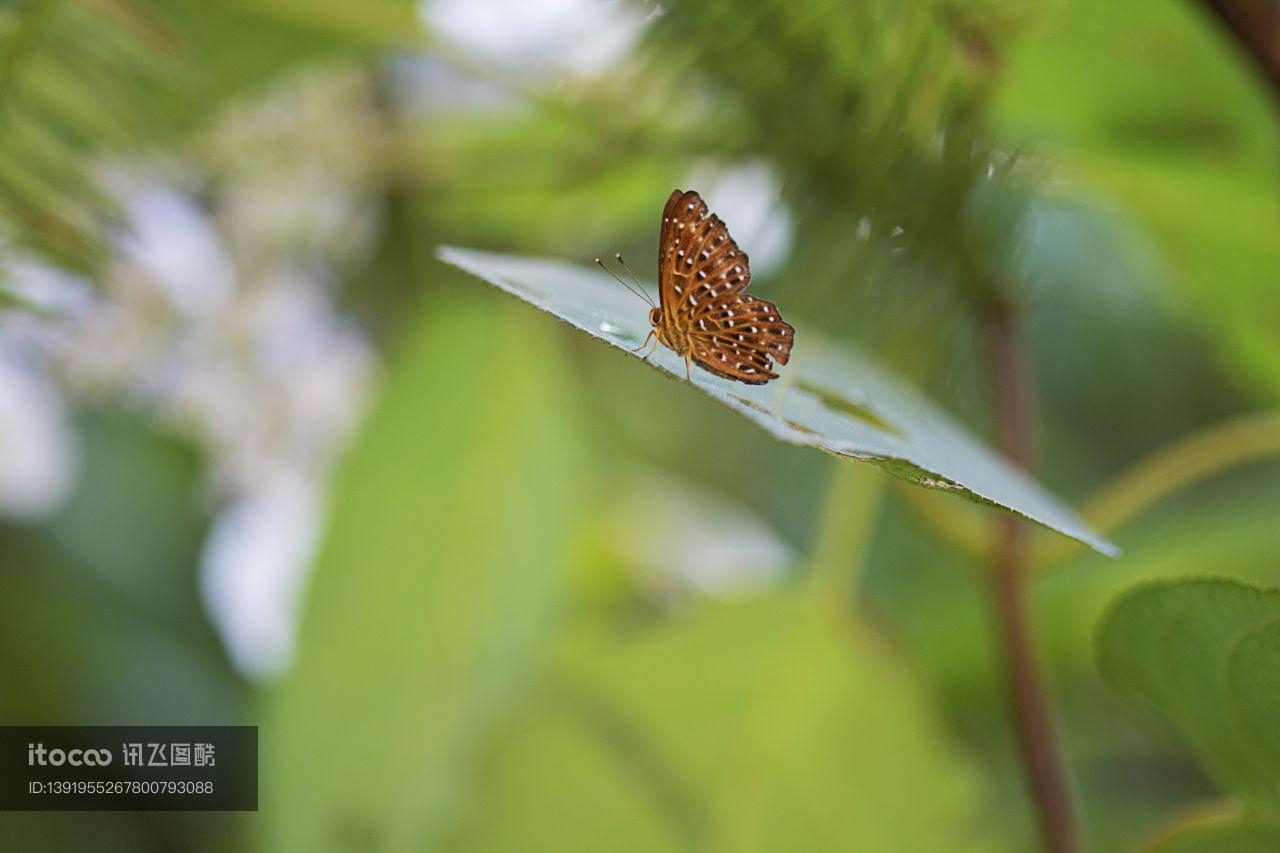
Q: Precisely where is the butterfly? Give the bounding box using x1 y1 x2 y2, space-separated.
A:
602 189 794 385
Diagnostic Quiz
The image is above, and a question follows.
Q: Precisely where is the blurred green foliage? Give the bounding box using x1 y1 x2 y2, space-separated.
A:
994 0 1280 400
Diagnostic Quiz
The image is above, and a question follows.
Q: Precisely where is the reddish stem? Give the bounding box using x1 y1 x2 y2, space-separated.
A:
986 306 1080 853
1195 0 1280 103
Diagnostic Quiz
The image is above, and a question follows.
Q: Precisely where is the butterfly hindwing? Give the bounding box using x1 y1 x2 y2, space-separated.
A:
689 294 793 384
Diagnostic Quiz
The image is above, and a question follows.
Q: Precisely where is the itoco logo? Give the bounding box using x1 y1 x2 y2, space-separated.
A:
27 743 112 766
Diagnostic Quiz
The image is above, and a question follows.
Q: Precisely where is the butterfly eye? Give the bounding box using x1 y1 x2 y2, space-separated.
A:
648 307 661 327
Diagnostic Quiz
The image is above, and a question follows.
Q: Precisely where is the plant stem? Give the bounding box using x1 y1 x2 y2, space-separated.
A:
809 463 886 598
1078 408 1280 538
1194 0 1280 104
985 305 1080 853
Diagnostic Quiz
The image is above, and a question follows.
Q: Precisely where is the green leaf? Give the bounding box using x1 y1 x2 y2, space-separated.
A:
437 245 1117 556
262 300 586 852
1151 814 1280 853
1097 578 1280 810
447 590 986 852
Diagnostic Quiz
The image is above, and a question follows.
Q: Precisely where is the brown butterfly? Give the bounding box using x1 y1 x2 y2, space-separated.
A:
602 189 794 385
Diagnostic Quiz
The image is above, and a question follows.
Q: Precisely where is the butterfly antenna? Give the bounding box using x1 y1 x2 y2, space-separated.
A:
595 257 654 307
613 254 653 307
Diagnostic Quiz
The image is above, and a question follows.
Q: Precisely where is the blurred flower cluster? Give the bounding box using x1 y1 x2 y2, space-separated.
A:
0 69 383 678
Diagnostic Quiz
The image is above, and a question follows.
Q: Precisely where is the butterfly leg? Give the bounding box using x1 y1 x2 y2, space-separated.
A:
644 337 659 361
684 353 692 382
629 330 656 354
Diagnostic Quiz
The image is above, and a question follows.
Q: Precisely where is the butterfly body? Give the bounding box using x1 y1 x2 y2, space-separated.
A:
648 306 690 357
639 189 794 385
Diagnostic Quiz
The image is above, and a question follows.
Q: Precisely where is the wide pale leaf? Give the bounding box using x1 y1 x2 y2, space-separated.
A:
437 245 1116 556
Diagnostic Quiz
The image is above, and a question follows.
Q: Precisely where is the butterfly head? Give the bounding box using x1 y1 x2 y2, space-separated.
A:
648 307 661 327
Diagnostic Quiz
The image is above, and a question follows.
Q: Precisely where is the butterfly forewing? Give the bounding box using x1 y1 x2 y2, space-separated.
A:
657 189 794 385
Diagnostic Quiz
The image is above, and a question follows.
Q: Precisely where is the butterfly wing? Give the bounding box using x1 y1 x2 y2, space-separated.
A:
688 294 794 385
657 189 710 328
658 188 793 385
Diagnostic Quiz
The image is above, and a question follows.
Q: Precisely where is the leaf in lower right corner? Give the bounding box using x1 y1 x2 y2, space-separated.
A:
1096 578 1280 811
